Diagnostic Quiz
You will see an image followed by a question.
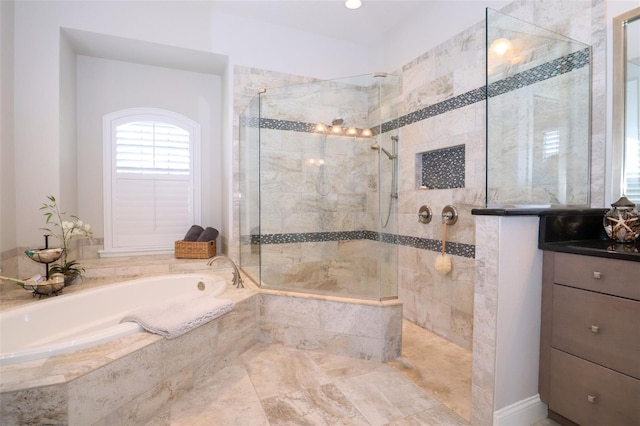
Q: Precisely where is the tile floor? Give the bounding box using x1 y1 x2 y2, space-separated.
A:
147 320 471 425
147 320 559 425
147 342 468 426
388 320 473 421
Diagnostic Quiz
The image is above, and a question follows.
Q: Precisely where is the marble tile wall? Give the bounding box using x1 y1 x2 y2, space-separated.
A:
471 215 500 426
396 16 485 351
260 240 377 297
258 291 403 362
396 0 604 354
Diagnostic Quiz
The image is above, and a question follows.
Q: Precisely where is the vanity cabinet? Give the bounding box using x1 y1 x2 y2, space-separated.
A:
539 251 640 426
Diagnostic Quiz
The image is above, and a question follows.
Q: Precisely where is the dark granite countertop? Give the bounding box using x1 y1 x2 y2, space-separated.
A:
471 207 640 261
541 239 640 262
537 209 640 262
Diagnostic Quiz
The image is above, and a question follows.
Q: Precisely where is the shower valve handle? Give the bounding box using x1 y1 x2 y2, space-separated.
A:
441 205 458 226
418 206 432 224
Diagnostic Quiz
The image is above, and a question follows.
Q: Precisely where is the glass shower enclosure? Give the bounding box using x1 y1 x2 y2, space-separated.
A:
485 8 591 207
239 73 400 300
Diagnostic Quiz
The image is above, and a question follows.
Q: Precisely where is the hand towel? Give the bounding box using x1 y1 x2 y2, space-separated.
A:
183 225 204 241
196 227 219 242
120 294 234 339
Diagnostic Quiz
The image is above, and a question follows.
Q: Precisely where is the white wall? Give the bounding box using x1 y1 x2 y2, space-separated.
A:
369 0 510 73
13 2 64 246
76 56 222 237
59 32 78 214
210 11 369 79
11 0 368 249
0 0 16 254
494 217 543 411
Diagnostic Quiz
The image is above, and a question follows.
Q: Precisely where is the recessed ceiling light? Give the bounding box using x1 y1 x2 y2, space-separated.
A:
345 0 362 10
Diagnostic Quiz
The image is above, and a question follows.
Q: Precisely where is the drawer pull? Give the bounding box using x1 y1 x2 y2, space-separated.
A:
587 394 597 404
590 325 600 333
593 271 602 279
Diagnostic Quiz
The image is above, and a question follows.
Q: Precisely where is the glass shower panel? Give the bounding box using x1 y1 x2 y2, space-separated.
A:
239 94 261 284
486 8 591 207
244 73 398 300
373 75 400 300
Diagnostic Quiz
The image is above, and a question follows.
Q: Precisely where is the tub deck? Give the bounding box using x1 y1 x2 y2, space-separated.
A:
0 274 258 424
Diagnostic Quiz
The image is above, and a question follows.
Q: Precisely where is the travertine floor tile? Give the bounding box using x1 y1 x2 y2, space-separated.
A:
240 343 332 400
261 383 369 425
306 350 389 380
144 341 561 425
386 404 468 425
151 363 268 426
334 366 441 426
387 320 472 421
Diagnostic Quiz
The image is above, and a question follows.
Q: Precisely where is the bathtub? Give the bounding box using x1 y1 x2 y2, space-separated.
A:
0 273 227 366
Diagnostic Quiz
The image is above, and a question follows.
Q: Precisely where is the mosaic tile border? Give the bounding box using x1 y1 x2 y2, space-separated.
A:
245 231 475 259
240 48 590 137
486 47 590 98
238 116 382 137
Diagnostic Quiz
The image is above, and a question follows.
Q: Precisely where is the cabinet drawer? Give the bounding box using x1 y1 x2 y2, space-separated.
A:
552 284 640 378
549 349 640 426
553 252 640 300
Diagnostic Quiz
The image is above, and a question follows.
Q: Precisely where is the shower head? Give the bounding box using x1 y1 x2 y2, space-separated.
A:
371 144 396 160
331 117 344 126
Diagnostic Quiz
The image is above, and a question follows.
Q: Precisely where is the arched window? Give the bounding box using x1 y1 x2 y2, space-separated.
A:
103 108 201 255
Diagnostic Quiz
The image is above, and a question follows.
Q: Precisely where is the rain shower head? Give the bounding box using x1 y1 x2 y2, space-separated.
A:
331 117 344 126
371 144 396 160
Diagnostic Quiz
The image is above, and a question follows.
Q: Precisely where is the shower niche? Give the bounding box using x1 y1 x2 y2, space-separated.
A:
239 73 400 300
416 145 466 190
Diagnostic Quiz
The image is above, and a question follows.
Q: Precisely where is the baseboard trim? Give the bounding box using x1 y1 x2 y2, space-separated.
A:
494 394 548 426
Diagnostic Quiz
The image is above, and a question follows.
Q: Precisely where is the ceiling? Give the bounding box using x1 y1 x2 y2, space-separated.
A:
210 1 431 45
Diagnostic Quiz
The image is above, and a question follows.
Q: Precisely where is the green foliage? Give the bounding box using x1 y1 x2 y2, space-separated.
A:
40 195 92 279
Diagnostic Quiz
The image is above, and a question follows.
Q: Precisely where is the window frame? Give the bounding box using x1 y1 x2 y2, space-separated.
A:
102 108 201 256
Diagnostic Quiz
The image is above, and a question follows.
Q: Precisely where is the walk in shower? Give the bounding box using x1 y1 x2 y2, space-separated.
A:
239 73 400 300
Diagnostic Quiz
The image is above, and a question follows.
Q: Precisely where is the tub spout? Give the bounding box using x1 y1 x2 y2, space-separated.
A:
206 255 245 288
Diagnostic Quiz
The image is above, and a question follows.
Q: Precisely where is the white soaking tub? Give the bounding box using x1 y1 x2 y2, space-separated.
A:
0 273 227 365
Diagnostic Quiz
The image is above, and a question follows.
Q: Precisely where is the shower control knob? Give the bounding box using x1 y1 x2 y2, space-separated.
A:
418 205 432 224
441 205 458 226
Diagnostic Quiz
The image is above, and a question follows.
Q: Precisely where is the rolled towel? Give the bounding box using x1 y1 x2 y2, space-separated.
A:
183 225 204 241
196 227 219 242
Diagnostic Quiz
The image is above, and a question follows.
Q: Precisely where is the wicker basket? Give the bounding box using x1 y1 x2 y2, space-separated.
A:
174 240 216 259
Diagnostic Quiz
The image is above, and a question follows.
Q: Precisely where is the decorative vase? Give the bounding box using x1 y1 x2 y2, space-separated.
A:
63 273 79 286
603 196 639 243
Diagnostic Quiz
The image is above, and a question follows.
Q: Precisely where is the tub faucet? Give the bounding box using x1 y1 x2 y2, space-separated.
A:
206 255 245 288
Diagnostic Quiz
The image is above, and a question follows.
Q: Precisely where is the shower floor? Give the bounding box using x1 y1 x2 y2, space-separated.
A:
387 320 473 421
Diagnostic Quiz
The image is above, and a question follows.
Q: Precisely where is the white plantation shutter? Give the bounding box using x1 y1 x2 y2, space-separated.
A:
543 130 560 159
115 122 190 175
103 109 201 255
